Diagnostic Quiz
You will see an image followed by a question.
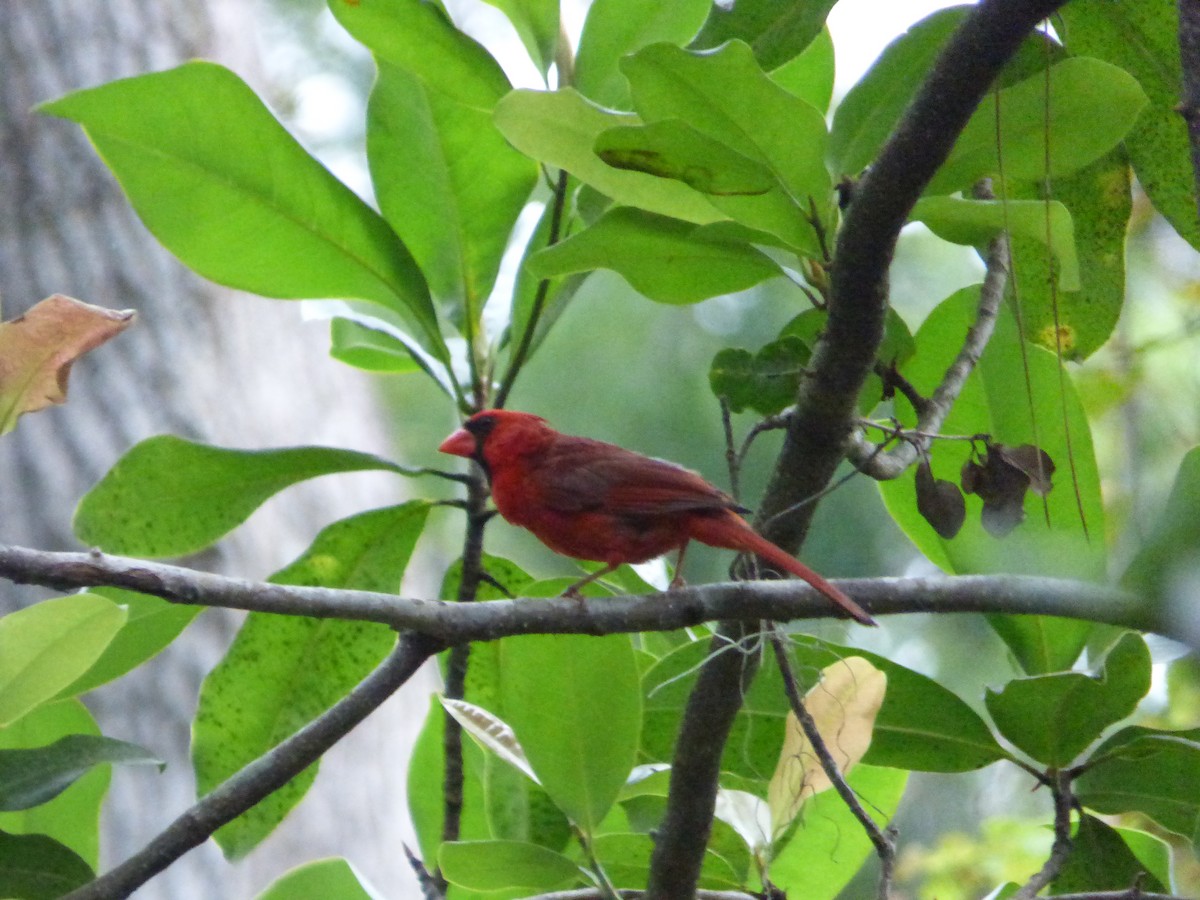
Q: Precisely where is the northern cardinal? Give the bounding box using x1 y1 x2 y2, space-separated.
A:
439 410 875 625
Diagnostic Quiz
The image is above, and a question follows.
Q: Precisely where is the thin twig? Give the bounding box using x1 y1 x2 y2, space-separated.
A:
494 166 570 409
403 844 443 900
768 630 895 899
1011 768 1075 900
62 632 442 900
720 398 741 502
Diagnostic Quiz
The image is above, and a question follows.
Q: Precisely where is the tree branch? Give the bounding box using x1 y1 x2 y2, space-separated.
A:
1177 0 1200 221
1011 769 1074 900
651 3 1071 895
0 543 1173 645
61 631 442 900
848 225 1010 479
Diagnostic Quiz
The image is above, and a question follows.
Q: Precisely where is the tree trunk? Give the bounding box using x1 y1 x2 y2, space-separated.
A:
0 1 433 896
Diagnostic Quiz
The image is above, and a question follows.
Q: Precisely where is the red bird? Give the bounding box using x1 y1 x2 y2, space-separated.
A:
439 410 875 626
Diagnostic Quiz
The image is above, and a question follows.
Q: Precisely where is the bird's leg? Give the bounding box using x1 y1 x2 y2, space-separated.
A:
669 542 690 591
562 562 620 600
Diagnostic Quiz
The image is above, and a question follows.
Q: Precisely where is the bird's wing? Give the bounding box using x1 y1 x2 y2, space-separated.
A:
532 437 745 516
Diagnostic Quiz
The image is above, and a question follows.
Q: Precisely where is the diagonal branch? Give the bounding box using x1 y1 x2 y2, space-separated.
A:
1011 768 1075 900
645 3 1071 896
61 631 442 900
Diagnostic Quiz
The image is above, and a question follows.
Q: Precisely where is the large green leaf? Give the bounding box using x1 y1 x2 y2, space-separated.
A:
0 735 159 812
255 858 378 900
911 197 1079 290
770 765 908 898
829 7 968 177
644 637 1007 778
1076 732 1200 844
0 830 93 900
621 41 831 252
0 595 126 727
74 435 409 557
1124 446 1200 613
499 633 641 832
194 503 428 859
529 207 781 304
0 701 108 868
477 0 559 75
438 840 579 892
494 88 725 225
1049 815 1168 895
575 0 710 108
768 26 835 113
55 588 202 698
690 0 835 72
40 62 440 354
928 57 1147 195
1000 145 1132 362
367 60 536 318
984 632 1150 766
878 286 1105 673
1059 0 1199 249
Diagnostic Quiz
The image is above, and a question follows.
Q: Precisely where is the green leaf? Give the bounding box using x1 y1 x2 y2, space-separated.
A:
329 317 422 375
1124 446 1200 610
911 197 1079 290
769 26 835 114
595 120 776 195
255 858 377 899
39 62 440 354
690 0 835 71
929 57 1147 195
770 765 907 898
1000 145 1132 362
709 337 811 416
622 41 831 252
529 207 781 304
55 588 201 698
494 88 725 225
439 840 579 892
575 0 710 108
329 0 510 105
366 59 536 316
499 633 641 832
0 830 93 900
643 638 1008 777
0 735 160 812
0 701 108 868
1049 814 1167 895
476 0 559 75
984 633 1151 766
1076 733 1200 843
1059 1 1200 249
74 435 408 557
0 595 126 727
878 286 1105 673
195 503 429 859
829 7 969 177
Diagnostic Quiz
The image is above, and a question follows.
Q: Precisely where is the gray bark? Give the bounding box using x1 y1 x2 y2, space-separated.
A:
0 1 433 896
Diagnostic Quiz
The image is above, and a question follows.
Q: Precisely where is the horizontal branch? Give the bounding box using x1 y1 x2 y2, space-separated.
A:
0 543 1175 645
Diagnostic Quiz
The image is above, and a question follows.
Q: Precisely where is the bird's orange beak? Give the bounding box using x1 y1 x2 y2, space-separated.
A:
438 427 475 458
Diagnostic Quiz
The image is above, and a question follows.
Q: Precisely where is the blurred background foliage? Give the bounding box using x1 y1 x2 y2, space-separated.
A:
250 1 1200 896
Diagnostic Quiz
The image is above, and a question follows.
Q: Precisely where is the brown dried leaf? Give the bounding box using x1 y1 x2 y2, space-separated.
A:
767 657 886 838
916 457 967 539
995 443 1056 496
0 295 135 435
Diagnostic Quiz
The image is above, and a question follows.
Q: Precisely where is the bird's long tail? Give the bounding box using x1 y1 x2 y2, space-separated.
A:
690 513 877 626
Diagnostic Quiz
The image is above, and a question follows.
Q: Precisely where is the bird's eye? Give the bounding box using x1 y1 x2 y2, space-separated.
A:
464 415 495 439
